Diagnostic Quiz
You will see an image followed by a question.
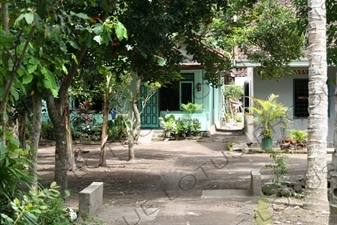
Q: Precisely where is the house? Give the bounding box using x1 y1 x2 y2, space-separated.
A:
235 59 336 146
138 64 225 132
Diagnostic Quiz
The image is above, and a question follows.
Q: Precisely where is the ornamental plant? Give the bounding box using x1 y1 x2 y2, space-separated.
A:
249 94 289 139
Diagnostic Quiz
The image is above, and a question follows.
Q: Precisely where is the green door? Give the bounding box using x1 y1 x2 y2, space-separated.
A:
138 84 159 128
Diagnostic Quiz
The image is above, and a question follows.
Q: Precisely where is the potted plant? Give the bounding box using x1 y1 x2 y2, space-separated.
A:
186 119 194 137
192 118 202 137
159 114 176 138
249 94 289 150
289 129 307 150
181 102 203 118
176 118 188 138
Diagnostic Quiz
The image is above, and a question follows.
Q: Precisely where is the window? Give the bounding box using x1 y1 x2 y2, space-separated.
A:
294 79 309 118
293 78 331 118
160 74 194 111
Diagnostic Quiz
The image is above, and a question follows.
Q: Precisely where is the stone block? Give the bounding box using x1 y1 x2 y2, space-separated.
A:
79 182 104 220
250 169 262 196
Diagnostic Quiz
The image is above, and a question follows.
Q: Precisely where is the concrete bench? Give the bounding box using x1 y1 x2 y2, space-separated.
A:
250 169 262 196
79 182 104 220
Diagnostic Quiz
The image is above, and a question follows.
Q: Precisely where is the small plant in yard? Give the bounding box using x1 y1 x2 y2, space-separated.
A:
289 129 307 143
235 114 242 123
192 118 201 133
159 114 176 136
265 150 287 185
84 215 106 225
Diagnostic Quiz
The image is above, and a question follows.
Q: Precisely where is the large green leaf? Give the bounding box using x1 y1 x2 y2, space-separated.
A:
156 56 166 66
68 40 80 50
22 74 33 84
70 11 91 20
9 87 19 101
24 13 34 25
41 67 58 97
27 64 38 74
93 35 102 45
115 22 128 40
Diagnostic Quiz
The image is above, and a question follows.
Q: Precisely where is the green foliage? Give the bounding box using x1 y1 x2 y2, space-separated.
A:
238 0 304 79
234 114 243 123
83 215 106 225
223 82 243 101
107 116 128 140
192 119 201 133
175 118 188 134
0 182 73 225
175 118 200 134
292 0 337 66
249 94 289 139
181 103 203 118
40 122 54 140
225 112 231 121
206 0 303 80
159 114 176 132
265 150 288 185
289 129 307 143
0 131 34 215
116 0 229 86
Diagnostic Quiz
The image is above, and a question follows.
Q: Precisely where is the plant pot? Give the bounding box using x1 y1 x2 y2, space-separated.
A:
194 132 202 138
261 138 273 150
165 131 172 138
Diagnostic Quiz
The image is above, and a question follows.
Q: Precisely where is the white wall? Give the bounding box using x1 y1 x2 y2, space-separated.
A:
235 77 247 87
253 67 336 145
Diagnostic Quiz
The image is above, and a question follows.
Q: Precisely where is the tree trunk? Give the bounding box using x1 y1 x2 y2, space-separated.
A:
304 0 329 211
45 91 68 194
331 69 337 223
1 3 9 145
62 92 76 171
99 92 109 167
1 3 8 31
18 113 27 149
29 91 42 191
128 75 142 161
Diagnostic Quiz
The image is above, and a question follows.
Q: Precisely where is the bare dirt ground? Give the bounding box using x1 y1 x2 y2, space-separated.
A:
38 139 329 224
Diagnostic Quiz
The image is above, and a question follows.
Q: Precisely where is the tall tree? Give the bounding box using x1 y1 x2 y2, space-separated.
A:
114 0 232 160
303 0 329 211
285 0 337 221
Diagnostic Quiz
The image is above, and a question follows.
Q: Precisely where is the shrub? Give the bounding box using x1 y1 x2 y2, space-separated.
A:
0 182 74 225
40 122 54 140
265 150 287 185
234 114 242 122
0 132 34 215
289 129 307 143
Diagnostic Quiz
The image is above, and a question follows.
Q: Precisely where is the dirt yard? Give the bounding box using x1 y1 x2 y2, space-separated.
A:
38 140 329 224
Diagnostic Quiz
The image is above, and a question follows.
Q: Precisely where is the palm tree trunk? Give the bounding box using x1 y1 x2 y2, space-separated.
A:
304 0 329 211
330 82 337 223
